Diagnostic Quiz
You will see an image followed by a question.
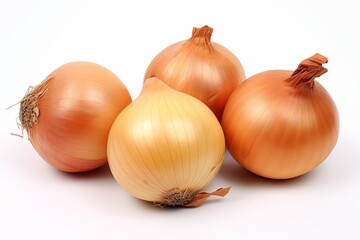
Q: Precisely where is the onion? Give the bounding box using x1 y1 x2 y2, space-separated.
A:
107 77 230 207
222 54 339 179
144 25 246 120
18 62 132 172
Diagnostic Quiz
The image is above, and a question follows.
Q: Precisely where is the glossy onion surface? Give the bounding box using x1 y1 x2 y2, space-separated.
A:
108 77 225 205
21 62 132 172
222 54 339 179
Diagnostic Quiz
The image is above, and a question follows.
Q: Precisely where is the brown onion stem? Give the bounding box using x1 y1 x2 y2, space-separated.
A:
186 25 213 51
286 53 328 89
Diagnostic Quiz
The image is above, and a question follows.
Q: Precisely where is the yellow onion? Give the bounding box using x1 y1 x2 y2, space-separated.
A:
107 77 229 207
18 62 132 172
222 54 339 179
144 25 246 120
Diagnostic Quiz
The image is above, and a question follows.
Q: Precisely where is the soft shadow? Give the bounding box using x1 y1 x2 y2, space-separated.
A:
218 150 320 188
54 163 114 181
131 193 228 212
133 198 187 212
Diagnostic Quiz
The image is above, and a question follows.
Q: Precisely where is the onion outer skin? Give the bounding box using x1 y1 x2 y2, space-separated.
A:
144 25 246 121
21 62 132 172
107 77 225 206
222 54 339 179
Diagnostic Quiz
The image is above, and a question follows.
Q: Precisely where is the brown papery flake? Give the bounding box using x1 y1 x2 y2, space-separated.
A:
154 187 231 208
286 53 328 89
186 25 213 51
184 187 231 208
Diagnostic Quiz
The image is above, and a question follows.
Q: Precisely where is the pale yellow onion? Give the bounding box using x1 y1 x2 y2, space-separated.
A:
18 62 132 172
107 77 227 207
144 25 246 120
222 54 339 179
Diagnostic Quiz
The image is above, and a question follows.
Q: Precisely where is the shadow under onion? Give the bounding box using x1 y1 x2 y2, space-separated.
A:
218 150 322 188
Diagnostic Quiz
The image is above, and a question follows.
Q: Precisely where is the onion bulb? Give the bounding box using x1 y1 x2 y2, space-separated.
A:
18 62 132 172
222 53 339 179
107 77 229 207
144 25 246 120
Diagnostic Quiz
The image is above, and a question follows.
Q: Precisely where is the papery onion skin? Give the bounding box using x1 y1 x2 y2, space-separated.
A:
20 62 132 172
144 25 246 120
107 77 225 206
222 54 339 179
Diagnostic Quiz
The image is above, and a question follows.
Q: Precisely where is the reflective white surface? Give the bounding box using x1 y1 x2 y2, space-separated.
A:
1 0 359 239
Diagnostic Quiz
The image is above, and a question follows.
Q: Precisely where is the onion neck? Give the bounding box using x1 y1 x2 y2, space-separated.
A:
186 25 213 51
286 53 328 90
142 77 169 94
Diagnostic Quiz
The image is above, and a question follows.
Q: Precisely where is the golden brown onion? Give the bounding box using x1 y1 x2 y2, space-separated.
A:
222 53 339 179
108 77 229 207
19 62 132 172
144 25 246 120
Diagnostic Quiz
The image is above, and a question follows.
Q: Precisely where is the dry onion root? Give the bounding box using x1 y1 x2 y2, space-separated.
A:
107 77 230 207
17 62 132 172
222 53 339 179
17 78 51 138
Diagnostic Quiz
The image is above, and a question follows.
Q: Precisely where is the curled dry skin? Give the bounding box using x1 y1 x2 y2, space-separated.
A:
286 53 328 88
155 187 231 208
156 160 230 207
185 25 213 50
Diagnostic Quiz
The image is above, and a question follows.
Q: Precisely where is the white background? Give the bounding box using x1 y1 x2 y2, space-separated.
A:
1 0 359 239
